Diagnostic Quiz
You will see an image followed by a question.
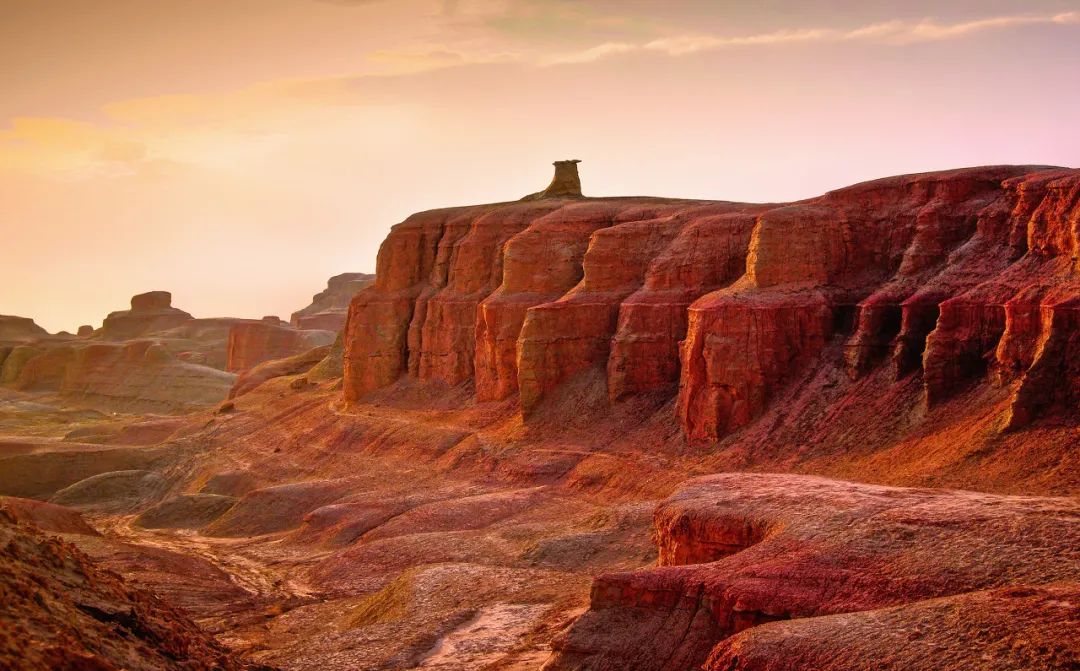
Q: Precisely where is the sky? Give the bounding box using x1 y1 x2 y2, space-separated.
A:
2 0 1079 332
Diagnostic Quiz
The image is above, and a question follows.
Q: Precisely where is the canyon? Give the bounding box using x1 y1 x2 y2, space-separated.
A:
1 163 1077 670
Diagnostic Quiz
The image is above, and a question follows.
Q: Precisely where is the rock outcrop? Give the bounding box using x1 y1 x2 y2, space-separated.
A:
344 166 1080 441
523 159 585 200
543 473 1080 670
228 344 332 398
0 509 269 671
0 315 47 343
100 291 194 340
706 583 1079 671
291 272 375 331
59 340 236 412
226 318 335 372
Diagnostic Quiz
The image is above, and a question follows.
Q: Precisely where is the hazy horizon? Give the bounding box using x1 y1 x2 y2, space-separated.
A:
3 0 1079 332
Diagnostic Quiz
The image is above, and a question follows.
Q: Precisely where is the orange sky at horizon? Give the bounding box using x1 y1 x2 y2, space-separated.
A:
2 0 1079 332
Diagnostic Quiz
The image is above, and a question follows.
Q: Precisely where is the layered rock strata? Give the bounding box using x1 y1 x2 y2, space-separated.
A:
344 166 1080 438
291 272 375 331
0 315 48 343
543 473 1080 670
100 291 194 340
226 318 334 372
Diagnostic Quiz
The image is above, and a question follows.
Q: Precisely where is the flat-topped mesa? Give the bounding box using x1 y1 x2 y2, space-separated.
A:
100 291 194 340
0 315 48 344
343 165 1080 440
225 320 335 372
523 159 584 200
544 474 1080 670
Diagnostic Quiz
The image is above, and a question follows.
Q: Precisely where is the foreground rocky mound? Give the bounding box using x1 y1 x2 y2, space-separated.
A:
709 584 1079 671
0 509 270 671
345 165 1080 467
545 473 1080 670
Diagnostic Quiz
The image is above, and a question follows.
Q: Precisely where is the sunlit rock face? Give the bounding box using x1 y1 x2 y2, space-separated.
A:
225 319 334 372
100 291 194 340
344 165 1080 439
543 473 1080 671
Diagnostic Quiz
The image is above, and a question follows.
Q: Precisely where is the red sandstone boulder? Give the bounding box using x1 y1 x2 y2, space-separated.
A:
543 473 1079 670
228 344 332 398
706 583 1079 671
0 509 269 671
0 496 100 536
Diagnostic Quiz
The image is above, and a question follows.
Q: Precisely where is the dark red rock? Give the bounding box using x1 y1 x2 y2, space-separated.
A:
226 321 334 372
544 473 1080 670
342 165 1080 441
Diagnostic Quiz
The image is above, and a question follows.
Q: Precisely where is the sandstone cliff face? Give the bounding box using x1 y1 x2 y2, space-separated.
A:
0 509 268 671
226 318 335 372
59 341 236 412
291 272 375 331
0 315 48 344
344 166 1080 439
544 473 1080 670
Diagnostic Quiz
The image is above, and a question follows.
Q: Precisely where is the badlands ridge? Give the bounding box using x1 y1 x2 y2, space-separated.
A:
0 164 1077 670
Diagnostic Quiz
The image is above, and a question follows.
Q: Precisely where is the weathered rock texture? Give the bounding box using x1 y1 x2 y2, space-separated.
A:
291 272 375 331
544 473 1080 670
344 166 1080 441
229 344 332 398
226 319 335 372
0 509 269 671
101 291 194 340
706 583 1079 671
59 341 236 412
523 159 585 200
0 315 47 343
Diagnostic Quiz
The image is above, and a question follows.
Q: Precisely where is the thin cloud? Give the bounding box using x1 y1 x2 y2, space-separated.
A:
551 10 1080 63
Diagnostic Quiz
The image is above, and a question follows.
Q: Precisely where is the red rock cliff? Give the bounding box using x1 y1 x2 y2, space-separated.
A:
344 166 1080 441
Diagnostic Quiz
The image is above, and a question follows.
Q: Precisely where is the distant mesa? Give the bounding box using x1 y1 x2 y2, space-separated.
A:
77 325 94 337
0 315 48 344
291 272 375 331
101 290 194 340
522 159 584 200
129 290 173 312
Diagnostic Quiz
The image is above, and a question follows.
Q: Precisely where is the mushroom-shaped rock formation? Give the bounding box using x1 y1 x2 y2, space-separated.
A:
523 159 584 200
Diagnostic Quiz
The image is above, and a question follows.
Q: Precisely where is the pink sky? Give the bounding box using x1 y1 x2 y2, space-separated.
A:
2 0 1079 332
